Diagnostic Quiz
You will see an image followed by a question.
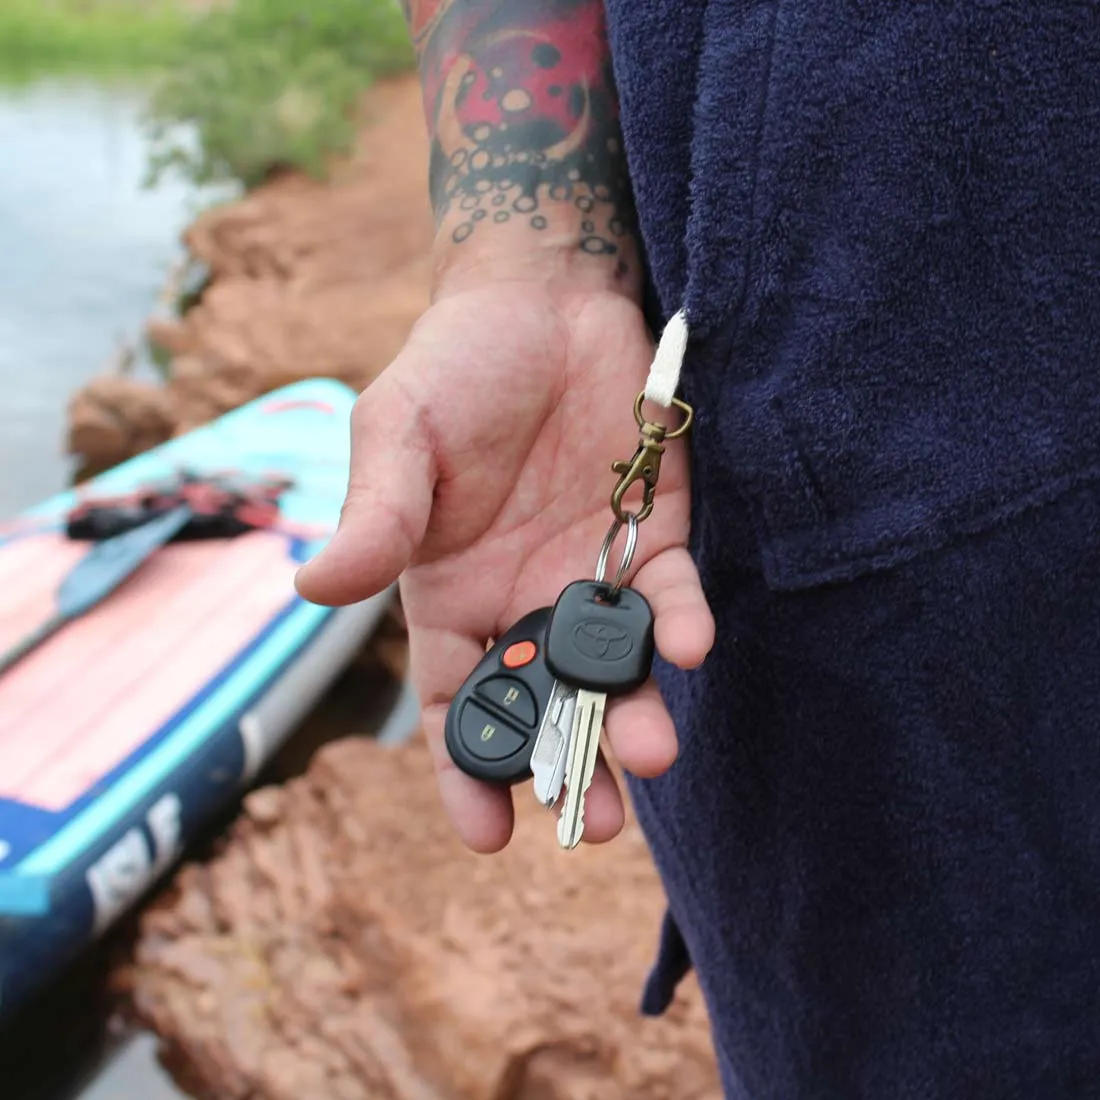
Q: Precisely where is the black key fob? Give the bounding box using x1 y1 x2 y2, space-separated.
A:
544 580 655 694
443 607 557 785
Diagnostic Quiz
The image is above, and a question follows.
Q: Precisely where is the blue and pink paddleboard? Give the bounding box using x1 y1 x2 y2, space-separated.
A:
0 378 392 1021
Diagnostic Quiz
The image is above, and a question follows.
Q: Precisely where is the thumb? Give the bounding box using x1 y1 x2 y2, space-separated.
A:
295 375 434 606
633 546 715 670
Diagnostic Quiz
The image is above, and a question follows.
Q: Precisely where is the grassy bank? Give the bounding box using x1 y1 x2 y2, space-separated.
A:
146 0 416 188
0 0 191 82
0 0 417 189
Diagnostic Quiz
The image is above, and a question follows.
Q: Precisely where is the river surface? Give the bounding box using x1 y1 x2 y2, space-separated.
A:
0 80 232 521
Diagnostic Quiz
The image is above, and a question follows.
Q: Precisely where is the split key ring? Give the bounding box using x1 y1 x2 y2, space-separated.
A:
593 513 639 596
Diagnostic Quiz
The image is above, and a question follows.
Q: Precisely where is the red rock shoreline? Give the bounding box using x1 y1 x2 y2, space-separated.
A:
66 75 434 473
129 735 721 1100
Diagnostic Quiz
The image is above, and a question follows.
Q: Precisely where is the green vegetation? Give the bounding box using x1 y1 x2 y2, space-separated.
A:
1 0 416 190
0 0 189 82
144 0 415 189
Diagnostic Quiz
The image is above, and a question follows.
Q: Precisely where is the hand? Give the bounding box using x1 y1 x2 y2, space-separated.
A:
294 279 715 853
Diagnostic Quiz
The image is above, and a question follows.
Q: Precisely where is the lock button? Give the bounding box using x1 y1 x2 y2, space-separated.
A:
457 701 528 761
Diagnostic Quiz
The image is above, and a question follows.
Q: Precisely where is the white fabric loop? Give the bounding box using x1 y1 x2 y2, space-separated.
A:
643 307 689 407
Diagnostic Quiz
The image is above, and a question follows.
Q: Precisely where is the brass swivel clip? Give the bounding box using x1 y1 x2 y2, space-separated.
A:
609 392 694 524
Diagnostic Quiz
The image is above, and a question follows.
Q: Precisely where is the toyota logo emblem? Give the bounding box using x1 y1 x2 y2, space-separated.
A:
572 620 634 662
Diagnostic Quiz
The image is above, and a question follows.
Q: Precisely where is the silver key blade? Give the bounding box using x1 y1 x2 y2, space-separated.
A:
531 682 577 808
557 689 605 850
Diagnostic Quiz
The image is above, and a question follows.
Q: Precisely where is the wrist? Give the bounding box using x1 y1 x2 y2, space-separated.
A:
430 211 644 304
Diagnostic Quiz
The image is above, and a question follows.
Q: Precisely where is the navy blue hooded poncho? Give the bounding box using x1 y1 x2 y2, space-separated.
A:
602 2 1100 1095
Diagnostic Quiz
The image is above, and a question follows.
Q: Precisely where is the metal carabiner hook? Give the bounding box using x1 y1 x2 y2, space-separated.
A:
609 443 660 523
610 419 668 524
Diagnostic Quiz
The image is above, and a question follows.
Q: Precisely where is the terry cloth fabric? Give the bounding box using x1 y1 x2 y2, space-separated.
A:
602 1 1100 1096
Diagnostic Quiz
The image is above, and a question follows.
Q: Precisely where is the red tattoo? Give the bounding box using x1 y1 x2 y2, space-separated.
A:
402 0 636 256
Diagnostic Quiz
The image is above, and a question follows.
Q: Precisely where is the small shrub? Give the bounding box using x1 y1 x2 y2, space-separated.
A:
144 0 415 190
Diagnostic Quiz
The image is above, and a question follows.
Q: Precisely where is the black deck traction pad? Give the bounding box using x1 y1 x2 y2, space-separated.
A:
65 468 295 542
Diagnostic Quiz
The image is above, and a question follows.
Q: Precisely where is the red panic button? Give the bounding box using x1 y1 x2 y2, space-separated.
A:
502 640 537 669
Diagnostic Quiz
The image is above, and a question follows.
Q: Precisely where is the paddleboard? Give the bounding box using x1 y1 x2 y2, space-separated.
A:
0 378 393 1023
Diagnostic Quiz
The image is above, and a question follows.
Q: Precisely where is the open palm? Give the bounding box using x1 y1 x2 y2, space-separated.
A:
295 282 714 852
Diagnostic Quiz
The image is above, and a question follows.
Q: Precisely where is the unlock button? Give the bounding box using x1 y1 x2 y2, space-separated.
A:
476 676 538 727
458 701 528 761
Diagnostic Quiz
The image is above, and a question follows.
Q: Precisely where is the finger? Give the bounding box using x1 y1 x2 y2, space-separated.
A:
295 373 434 607
427 715 517 853
553 752 625 845
633 546 715 670
604 677 679 778
410 621 517 854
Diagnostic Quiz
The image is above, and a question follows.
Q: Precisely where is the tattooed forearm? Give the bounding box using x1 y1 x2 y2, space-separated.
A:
401 0 636 262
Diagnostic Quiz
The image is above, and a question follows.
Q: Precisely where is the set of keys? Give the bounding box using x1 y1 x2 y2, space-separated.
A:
444 525 654 848
444 390 694 851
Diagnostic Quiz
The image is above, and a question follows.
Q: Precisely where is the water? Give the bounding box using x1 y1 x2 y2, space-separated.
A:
0 80 231 1099
0 80 232 521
